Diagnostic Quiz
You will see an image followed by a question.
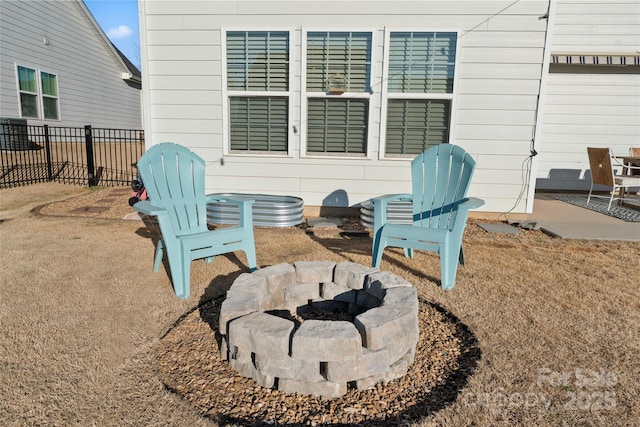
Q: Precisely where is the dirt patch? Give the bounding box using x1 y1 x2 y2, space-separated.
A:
34 185 138 219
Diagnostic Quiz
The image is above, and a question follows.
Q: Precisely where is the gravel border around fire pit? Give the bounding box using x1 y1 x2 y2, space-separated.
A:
157 295 481 426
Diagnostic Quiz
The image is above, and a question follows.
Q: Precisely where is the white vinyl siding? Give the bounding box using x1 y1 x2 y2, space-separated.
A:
140 0 550 213
537 73 640 191
536 0 640 191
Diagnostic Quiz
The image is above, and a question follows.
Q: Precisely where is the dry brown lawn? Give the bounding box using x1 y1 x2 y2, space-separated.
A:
1 183 638 426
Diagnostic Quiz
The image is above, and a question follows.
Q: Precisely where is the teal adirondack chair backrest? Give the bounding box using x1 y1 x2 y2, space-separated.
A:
136 142 209 236
410 144 476 231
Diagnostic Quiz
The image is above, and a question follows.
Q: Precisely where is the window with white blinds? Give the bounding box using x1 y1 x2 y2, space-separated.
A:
226 31 289 152
305 32 372 155
384 32 457 155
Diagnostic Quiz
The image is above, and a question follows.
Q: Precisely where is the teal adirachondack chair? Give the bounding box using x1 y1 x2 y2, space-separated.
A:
133 142 257 299
371 144 484 290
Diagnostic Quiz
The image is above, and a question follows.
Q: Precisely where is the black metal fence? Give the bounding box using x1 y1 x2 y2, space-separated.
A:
0 123 145 188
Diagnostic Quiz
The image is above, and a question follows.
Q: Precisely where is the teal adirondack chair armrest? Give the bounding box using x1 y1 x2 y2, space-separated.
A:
450 197 485 232
461 197 485 211
205 195 255 228
133 200 167 217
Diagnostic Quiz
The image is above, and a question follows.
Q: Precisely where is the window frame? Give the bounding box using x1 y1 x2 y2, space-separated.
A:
379 28 460 159
300 28 377 159
15 64 60 121
221 27 294 157
40 71 60 120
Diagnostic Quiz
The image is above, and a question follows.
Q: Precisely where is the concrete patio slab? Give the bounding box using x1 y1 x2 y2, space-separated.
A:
525 193 640 241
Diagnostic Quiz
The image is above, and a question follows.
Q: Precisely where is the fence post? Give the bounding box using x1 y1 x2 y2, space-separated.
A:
44 125 53 181
84 125 97 186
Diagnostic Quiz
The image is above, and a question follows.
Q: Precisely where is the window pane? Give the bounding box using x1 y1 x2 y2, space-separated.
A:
388 32 456 94
43 97 59 120
41 72 58 96
20 93 38 118
229 96 288 151
385 99 450 155
306 32 372 92
226 31 289 91
307 98 367 153
17 66 37 93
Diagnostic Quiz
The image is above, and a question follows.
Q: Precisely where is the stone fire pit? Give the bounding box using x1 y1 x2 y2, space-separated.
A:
219 261 420 398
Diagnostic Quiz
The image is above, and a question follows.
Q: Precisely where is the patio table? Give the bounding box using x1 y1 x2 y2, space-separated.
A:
614 155 640 176
613 155 640 208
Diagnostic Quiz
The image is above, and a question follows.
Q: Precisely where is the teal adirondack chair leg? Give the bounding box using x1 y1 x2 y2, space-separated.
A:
133 142 258 299
370 144 484 290
153 240 164 272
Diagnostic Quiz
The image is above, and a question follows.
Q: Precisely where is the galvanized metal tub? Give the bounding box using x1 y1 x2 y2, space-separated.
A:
207 193 304 227
359 199 413 229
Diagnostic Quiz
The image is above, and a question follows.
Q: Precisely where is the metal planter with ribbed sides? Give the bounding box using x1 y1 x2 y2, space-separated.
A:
359 199 414 229
207 193 304 228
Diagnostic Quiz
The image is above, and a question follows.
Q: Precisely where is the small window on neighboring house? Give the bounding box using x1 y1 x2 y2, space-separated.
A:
226 31 290 152
40 72 59 120
305 31 372 155
384 32 456 155
16 66 60 120
17 66 38 118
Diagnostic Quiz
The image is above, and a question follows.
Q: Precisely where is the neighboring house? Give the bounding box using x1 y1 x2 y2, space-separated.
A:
0 0 142 129
139 0 636 215
537 0 640 191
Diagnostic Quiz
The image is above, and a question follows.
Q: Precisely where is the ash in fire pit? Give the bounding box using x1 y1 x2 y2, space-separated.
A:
219 261 420 398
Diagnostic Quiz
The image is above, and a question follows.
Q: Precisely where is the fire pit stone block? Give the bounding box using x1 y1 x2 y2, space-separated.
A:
334 261 379 289
218 293 258 335
291 320 363 362
227 312 294 358
321 282 357 303
294 260 336 283
253 262 297 293
355 305 419 351
254 354 324 382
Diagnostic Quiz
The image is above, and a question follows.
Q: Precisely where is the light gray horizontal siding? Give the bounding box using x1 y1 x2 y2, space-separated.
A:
0 0 141 129
141 0 550 212
536 0 640 191
553 0 640 52
537 73 640 190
